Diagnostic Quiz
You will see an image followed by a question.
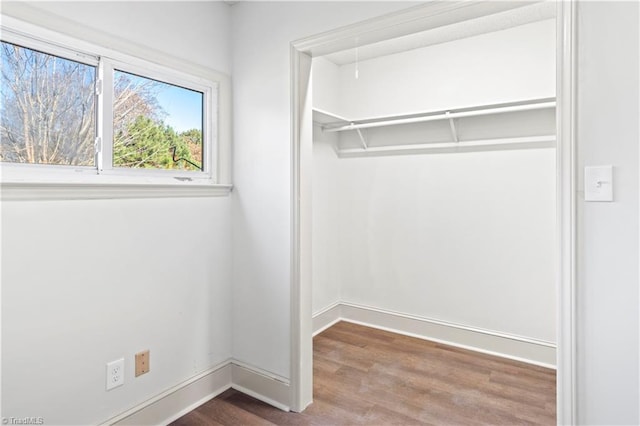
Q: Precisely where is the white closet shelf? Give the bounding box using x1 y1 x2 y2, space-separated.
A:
315 97 555 132
312 109 351 125
313 97 556 156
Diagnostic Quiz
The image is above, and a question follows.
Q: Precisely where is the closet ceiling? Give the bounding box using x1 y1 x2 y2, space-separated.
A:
324 1 556 65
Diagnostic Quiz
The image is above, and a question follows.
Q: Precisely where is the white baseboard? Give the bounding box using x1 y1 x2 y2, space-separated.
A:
105 359 290 425
231 362 290 412
109 361 232 426
314 302 556 369
106 301 555 425
312 302 342 336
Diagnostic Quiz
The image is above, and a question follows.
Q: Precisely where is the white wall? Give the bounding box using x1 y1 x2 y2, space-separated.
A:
311 17 556 345
229 1 418 380
7 1 231 74
576 1 639 424
313 148 557 341
2 1 637 424
311 59 345 313
312 57 341 115
0 2 233 424
337 19 556 119
311 128 343 314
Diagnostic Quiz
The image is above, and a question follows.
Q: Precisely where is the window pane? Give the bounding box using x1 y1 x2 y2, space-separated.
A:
0 41 96 166
113 70 203 171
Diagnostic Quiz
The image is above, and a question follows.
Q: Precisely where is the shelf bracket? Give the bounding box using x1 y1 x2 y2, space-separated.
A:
353 124 368 150
446 111 459 142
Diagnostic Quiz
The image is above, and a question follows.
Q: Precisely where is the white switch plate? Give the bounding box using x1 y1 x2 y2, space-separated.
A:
585 165 613 202
106 358 124 391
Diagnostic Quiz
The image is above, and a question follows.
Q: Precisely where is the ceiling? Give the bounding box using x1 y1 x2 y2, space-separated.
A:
323 1 556 66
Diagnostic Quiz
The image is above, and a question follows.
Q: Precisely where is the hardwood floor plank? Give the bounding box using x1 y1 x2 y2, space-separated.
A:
312 356 342 376
302 396 370 425
196 393 278 426
313 379 376 417
171 322 556 425
362 404 429 426
217 390 313 426
170 410 226 426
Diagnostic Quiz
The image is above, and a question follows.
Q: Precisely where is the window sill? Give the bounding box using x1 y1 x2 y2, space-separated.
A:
1 181 233 201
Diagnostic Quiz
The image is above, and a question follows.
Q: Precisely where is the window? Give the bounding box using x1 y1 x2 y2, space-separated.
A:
112 70 204 171
95 60 215 178
1 41 97 167
0 20 228 196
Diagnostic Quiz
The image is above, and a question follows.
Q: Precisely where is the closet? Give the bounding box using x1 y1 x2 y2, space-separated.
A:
311 5 557 367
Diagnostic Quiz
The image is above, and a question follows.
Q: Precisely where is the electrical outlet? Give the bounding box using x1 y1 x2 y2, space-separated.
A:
135 350 150 377
106 358 124 391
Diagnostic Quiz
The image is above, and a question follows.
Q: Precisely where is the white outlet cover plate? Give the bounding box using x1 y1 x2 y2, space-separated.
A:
106 358 125 391
585 165 613 202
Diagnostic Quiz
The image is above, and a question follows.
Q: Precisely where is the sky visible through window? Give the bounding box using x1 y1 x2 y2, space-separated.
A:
122 71 203 133
157 85 203 133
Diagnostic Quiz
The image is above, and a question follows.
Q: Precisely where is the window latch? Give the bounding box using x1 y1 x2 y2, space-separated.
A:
95 79 103 96
95 137 102 170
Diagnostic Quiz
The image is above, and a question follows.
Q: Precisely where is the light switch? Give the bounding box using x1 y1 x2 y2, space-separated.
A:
584 165 613 202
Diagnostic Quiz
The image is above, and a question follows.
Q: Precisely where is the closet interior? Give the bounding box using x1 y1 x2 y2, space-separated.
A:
311 3 557 367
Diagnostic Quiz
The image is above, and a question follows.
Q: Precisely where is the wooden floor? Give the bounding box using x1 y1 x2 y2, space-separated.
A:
172 321 556 425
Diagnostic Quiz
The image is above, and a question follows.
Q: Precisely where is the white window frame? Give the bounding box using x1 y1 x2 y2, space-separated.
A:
99 58 216 180
0 15 232 199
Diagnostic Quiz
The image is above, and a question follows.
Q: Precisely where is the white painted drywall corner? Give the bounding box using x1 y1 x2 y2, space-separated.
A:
311 126 342 315
311 57 342 116
229 0 419 381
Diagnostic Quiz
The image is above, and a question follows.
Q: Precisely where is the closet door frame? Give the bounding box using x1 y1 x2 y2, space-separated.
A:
290 2 577 423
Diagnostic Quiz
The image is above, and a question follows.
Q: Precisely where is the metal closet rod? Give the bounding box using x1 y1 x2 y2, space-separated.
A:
323 100 557 133
336 135 556 156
